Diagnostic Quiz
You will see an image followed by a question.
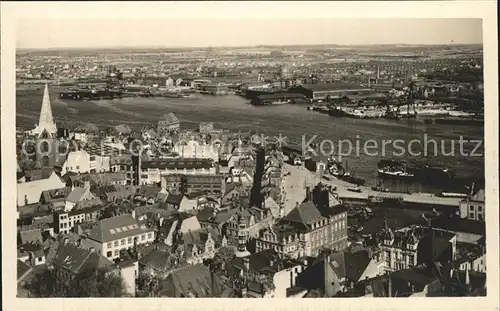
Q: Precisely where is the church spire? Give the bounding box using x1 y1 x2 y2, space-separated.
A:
38 82 57 136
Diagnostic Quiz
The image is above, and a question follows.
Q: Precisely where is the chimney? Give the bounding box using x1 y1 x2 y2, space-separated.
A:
243 257 250 271
131 209 136 219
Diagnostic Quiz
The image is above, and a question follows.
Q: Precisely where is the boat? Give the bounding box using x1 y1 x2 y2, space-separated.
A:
348 186 362 193
328 106 348 117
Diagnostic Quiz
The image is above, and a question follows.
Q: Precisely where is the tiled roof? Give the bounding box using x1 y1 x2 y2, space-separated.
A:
86 214 154 243
53 243 113 275
19 228 43 244
66 187 89 203
17 260 33 281
166 193 183 206
159 264 226 297
329 251 372 282
282 201 325 230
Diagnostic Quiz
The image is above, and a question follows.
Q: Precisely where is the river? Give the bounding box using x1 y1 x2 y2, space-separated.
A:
16 86 484 192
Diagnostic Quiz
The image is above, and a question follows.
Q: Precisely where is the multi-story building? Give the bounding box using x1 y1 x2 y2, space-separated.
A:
255 200 348 258
377 224 457 273
54 206 101 235
84 214 156 260
459 189 485 221
161 174 225 196
61 150 110 175
172 139 219 162
139 158 216 185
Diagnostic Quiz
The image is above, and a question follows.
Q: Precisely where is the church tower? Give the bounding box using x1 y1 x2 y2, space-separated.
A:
35 83 60 168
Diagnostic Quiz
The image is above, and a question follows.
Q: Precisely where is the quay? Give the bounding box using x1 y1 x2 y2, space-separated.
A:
281 164 461 215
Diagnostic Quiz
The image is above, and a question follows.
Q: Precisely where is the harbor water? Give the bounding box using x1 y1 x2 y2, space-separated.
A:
16 86 484 193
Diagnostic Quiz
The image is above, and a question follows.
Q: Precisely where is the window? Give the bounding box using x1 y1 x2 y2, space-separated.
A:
107 242 112 249
469 212 475 219
469 205 474 211
106 251 112 258
478 206 483 212
114 240 119 247
140 234 145 241
121 239 126 246
114 250 119 256
147 232 153 239
42 156 50 167
128 237 132 244
478 214 483 221
40 141 50 153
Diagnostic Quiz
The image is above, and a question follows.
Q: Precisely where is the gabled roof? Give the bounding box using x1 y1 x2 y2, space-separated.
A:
53 243 113 275
17 172 66 206
328 251 372 282
19 228 43 245
86 214 154 243
159 264 226 297
66 187 89 203
282 201 325 230
470 189 485 202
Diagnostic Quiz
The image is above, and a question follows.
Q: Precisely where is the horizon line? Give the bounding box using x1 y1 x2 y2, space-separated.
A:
16 42 483 52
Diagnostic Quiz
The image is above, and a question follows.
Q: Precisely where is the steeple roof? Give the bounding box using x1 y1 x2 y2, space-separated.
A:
38 83 57 136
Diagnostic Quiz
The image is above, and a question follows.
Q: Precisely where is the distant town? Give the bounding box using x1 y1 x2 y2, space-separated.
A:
16 43 486 298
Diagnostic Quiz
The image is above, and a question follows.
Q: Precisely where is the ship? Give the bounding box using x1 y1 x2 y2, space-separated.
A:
58 87 124 100
329 158 366 186
328 106 348 117
377 159 415 179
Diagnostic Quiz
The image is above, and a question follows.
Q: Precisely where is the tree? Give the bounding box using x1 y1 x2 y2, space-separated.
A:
25 268 126 297
24 268 58 297
66 269 126 297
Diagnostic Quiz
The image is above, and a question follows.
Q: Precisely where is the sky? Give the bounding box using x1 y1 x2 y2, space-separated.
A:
16 18 483 49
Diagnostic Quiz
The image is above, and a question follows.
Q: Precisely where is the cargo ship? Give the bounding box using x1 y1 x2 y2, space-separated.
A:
328 158 365 186
377 159 415 179
59 87 124 100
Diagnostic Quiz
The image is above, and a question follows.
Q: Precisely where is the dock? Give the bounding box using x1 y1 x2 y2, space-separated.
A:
281 164 462 212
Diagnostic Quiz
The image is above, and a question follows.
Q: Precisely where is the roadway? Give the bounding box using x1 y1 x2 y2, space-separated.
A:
281 163 462 209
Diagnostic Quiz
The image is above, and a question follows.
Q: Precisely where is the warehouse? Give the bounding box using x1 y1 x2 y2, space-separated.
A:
288 83 372 101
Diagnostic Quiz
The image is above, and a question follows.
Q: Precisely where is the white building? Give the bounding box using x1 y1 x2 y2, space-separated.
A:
84 214 156 260
61 150 110 174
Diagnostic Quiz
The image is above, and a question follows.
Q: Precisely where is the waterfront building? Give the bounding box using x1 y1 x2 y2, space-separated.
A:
377 224 457 274
288 83 372 101
459 189 485 221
